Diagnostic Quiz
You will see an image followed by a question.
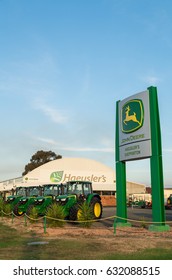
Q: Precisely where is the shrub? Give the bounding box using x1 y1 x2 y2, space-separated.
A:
0 199 3 212
28 206 39 223
2 203 12 217
77 202 94 228
140 216 147 228
46 203 66 228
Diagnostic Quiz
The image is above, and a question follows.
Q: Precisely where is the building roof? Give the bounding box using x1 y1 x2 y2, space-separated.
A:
23 157 115 188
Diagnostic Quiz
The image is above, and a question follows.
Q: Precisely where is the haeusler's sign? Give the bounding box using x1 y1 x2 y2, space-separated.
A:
24 171 114 184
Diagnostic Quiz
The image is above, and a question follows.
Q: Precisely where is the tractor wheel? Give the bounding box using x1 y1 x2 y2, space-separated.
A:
167 199 171 205
90 197 102 219
13 202 24 216
69 204 81 221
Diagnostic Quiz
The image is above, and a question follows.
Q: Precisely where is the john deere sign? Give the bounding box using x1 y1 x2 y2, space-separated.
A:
115 86 169 232
119 90 151 161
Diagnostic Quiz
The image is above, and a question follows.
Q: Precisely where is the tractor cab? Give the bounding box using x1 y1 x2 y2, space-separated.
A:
65 181 92 197
19 185 43 201
5 187 28 208
42 184 63 197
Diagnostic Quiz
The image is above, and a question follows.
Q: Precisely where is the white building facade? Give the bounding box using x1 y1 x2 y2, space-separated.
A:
0 158 146 205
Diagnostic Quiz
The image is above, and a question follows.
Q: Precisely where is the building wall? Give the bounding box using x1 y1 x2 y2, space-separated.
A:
127 181 146 194
101 195 116 207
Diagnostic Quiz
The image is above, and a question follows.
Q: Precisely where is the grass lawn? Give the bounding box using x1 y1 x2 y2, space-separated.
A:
1 221 172 260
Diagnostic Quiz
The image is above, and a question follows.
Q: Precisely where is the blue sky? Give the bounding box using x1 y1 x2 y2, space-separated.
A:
1 0 172 186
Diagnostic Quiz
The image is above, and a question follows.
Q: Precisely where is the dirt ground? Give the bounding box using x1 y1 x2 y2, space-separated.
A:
2 217 172 254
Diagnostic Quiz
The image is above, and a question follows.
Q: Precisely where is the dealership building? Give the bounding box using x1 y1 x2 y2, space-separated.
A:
0 157 146 206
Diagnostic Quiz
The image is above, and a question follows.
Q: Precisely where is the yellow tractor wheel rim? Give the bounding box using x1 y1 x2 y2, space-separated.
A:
18 210 23 215
94 202 101 218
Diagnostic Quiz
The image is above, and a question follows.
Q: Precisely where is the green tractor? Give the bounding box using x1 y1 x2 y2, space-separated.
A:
13 186 43 216
55 181 103 220
5 187 28 210
165 194 172 209
26 184 64 216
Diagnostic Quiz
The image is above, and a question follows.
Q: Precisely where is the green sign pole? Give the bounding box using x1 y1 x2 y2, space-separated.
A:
148 86 169 231
116 161 127 223
115 101 131 228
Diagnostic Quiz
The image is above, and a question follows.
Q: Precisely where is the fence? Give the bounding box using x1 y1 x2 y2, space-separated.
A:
1 209 172 235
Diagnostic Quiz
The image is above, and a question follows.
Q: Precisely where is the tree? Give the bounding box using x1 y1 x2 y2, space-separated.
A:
22 150 62 176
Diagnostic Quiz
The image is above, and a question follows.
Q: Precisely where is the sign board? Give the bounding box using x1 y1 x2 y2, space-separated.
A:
118 90 151 161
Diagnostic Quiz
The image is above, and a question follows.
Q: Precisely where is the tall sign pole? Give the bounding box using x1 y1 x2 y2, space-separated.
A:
115 86 169 231
148 86 167 230
115 101 128 225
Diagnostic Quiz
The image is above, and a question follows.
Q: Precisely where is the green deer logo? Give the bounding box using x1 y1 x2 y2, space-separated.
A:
121 99 144 133
123 105 141 126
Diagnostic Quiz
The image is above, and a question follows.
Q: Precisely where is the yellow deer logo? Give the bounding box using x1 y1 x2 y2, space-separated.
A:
123 105 141 125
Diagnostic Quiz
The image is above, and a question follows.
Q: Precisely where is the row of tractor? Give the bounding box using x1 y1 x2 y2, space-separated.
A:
127 193 172 210
127 193 152 209
2 181 103 221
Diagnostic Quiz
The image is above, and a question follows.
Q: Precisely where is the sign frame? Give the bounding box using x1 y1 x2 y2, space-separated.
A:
115 86 169 231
